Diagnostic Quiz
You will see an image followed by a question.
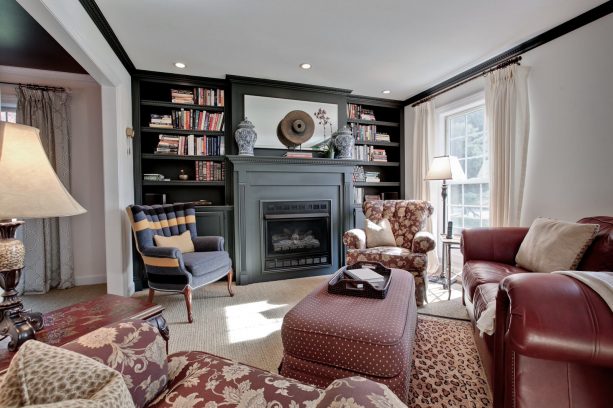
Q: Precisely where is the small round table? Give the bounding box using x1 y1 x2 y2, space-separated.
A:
440 234 462 300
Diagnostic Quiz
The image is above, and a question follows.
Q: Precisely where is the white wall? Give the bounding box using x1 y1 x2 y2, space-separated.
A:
405 13 613 227
0 66 106 286
18 0 135 295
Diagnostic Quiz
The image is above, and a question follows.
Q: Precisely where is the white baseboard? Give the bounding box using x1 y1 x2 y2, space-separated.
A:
75 274 106 286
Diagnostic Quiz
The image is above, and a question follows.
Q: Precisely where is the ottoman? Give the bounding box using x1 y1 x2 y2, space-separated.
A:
280 268 417 403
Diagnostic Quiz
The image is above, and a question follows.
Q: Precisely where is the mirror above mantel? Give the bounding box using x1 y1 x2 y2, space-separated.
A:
244 95 339 150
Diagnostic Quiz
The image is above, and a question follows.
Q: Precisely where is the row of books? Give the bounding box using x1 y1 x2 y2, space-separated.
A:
283 151 313 158
155 135 225 156
352 166 365 182
353 146 388 162
195 161 225 181
149 111 224 131
347 104 376 121
171 88 225 107
354 187 364 204
351 124 377 142
365 171 381 183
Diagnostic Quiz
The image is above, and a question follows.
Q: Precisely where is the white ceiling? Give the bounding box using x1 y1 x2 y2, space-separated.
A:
96 0 605 99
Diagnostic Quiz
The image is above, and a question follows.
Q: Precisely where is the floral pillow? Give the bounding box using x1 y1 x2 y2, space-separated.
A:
63 319 168 408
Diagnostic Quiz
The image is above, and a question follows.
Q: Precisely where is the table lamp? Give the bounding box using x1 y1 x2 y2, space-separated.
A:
0 122 86 350
425 155 465 236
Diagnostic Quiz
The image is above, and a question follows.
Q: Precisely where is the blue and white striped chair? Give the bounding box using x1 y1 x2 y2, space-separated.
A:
127 203 234 323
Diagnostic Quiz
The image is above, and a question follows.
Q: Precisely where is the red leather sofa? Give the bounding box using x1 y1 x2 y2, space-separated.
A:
461 216 613 408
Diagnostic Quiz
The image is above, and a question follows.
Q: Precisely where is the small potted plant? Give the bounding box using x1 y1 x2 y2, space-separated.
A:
314 108 334 158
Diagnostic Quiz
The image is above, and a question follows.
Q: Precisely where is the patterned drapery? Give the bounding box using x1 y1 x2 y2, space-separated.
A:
16 86 74 293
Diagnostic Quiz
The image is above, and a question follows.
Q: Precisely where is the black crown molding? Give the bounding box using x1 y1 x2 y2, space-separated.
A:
404 1 613 106
78 0 136 73
133 69 227 87
227 75 352 96
347 95 403 108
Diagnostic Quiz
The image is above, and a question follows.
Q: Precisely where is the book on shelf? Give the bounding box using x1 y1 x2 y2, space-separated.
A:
364 194 381 201
365 171 380 183
170 110 224 131
347 104 376 121
352 146 387 162
359 108 376 121
284 151 313 158
352 166 365 182
194 161 225 181
354 187 364 204
149 114 173 128
375 132 391 142
170 88 225 107
350 123 377 142
370 148 388 162
155 134 225 156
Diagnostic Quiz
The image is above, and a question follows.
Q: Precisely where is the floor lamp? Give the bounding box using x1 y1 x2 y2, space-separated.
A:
0 122 86 350
425 155 465 236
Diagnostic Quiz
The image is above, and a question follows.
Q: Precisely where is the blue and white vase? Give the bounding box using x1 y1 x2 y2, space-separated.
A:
332 126 354 160
235 118 257 156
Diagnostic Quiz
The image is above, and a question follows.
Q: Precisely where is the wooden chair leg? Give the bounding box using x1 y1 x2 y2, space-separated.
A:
147 288 155 303
227 269 235 297
183 286 193 323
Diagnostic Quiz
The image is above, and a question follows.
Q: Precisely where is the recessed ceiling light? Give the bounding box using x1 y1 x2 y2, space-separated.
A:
382 90 391 95
300 63 312 70
174 62 186 69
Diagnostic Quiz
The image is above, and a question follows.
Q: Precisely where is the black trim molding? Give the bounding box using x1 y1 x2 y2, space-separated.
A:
227 75 352 95
404 1 613 106
78 0 136 73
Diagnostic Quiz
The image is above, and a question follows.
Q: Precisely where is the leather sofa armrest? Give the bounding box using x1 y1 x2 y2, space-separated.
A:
461 227 529 265
499 273 613 367
343 229 366 250
192 236 225 252
412 231 435 253
317 377 406 408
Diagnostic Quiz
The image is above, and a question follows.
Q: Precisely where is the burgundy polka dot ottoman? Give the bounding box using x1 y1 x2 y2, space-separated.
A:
280 268 417 403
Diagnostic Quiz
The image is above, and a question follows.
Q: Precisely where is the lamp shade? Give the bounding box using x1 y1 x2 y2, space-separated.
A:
0 122 86 219
425 155 466 181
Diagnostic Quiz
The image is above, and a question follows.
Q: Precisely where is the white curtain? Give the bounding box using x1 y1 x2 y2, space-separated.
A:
412 101 439 275
485 65 530 227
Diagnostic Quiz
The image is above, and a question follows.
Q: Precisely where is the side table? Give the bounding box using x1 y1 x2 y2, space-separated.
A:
440 234 462 300
0 294 168 373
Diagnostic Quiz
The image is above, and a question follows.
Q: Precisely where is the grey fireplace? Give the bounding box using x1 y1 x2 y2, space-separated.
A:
229 156 356 284
262 200 331 272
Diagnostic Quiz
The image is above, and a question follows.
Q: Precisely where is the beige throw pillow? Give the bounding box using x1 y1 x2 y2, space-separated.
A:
516 217 599 272
154 230 195 253
365 218 397 248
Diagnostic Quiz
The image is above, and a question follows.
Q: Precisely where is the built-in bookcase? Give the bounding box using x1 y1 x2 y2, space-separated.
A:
347 96 404 206
133 73 230 206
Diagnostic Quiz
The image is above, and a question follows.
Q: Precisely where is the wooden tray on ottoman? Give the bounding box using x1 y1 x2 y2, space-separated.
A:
328 262 392 299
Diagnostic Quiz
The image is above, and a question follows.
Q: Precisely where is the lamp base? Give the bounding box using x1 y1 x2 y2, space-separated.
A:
0 220 44 351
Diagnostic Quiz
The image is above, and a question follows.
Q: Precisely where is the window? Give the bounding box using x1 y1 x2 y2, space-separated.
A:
446 105 489 230
0 91 17 123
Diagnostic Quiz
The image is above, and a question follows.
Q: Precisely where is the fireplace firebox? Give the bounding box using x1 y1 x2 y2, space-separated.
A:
262 200 331 272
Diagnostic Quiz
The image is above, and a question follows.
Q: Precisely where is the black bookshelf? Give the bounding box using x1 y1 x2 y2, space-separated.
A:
347 96 404 206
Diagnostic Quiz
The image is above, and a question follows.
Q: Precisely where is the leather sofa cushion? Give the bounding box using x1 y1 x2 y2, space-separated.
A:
473 283 498 322
463 260 527 302
577 216 613 271
281 268 416 378
182 251 231 277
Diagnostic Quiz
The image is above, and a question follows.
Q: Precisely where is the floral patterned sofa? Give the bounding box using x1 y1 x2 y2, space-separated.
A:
343 200 435 306
5 319 407 408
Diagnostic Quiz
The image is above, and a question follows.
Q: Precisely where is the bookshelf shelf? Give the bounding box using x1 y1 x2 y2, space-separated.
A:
142 180 225 187
355 161 399 167
140 100 224 111
353 141 400 147
354 182 400 187
142 153 225 161
141 127 224 136
347 119 399 127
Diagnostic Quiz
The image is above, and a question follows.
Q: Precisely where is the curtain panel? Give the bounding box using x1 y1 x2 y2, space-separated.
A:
412 101 439 275
485 65 530 227
16 87 75 293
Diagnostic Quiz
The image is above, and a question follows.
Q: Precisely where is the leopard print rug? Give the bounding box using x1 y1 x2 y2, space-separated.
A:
410 315 492 408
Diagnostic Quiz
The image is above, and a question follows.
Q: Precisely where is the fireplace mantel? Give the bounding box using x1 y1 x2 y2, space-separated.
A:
229 156 355 284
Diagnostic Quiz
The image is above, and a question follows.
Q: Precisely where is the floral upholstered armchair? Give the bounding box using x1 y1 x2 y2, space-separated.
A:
343 200 435 306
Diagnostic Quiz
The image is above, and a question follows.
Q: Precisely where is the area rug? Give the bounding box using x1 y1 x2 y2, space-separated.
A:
410 315 491 407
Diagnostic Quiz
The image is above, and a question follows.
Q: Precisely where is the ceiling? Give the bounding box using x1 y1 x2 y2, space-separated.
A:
95 0 604 99
0 0 86 74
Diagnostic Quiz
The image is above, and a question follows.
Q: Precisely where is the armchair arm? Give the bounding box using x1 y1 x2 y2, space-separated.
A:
412 231 435 253
142 246 183 259
343 229 366 250
317 377 406 408
461 227 529 265
140 246 189 285
192 236 225 252
498 273 613 367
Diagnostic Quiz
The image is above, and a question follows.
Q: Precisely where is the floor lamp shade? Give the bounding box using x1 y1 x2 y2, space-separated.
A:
0 122 86 351
425 155 465 181
0 122 86 219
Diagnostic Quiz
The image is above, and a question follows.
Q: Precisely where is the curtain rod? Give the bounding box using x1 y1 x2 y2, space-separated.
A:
0 81 66 92
411 56 522 107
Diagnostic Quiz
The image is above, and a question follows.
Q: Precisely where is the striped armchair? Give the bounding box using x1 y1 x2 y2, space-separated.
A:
127 203 234 323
